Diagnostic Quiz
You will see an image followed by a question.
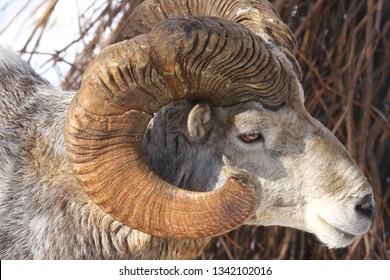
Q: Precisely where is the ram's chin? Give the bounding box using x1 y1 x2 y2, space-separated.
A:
310 216 358 248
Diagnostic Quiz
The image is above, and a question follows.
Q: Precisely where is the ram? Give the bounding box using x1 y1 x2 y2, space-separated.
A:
0 0 374 259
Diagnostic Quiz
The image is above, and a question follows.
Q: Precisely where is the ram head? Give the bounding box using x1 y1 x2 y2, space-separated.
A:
65 0 374 249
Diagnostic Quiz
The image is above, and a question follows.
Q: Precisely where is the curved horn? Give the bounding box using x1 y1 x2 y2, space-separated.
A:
114 0 301 80
65 16 288 239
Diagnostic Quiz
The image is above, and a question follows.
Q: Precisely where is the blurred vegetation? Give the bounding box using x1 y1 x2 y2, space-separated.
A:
0 0 388 259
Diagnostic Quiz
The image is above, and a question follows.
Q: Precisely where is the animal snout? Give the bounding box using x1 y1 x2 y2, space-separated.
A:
355 194 375 220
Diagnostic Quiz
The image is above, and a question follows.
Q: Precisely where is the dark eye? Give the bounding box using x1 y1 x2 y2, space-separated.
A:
239 131 263 143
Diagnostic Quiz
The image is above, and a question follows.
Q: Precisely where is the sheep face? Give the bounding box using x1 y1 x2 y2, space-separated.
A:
182 80 374 248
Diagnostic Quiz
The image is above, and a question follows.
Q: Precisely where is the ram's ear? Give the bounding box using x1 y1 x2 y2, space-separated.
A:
187 103 212 139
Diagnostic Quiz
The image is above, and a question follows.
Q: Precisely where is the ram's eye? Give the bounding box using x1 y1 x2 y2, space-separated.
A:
239 131 263 143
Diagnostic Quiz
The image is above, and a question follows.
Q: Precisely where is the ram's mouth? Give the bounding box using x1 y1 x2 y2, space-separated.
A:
317 215 357 247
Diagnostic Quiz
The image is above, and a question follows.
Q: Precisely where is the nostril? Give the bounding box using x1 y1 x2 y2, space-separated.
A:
355 194 375 219
356 204 374 219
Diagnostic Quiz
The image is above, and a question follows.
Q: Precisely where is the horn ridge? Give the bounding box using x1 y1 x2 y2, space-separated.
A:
114 0 301 79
